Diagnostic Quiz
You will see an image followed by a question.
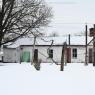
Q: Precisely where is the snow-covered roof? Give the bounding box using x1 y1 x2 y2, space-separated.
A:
7 36 93 48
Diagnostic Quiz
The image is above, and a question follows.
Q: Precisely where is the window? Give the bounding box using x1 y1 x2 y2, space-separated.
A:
72 48 77 58
48 49 53 58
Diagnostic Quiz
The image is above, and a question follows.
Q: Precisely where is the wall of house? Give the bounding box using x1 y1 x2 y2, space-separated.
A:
3 48 17 63
38 46 62 63
21 45 86 63
70 46 85 63
3 45 88 63
0 49 3 61
21 46 62 63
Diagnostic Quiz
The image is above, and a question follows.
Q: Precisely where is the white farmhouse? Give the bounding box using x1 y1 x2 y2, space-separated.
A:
2 36 93 63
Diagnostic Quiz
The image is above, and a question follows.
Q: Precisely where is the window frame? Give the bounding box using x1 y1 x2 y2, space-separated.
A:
48 49 53 58
72 48 77 59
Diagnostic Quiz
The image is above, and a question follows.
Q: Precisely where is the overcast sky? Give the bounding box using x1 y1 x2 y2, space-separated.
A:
45 0 95 36
0 0 95 36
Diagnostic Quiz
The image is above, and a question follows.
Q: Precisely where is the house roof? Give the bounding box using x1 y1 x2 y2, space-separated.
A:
6 36 93 48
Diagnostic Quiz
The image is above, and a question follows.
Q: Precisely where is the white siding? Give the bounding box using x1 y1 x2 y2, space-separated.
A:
3 45 90 63
37 46 62 63
21 46 62 63
71 46 85 63
3 48 17 63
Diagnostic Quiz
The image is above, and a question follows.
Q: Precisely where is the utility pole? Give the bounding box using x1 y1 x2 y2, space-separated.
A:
60 43 64 71
85 24 88 65
69 34 70 45
64 42 67 66
93 24 95 66
89 24 95 66
31 36 36 65
60 42 67 71
0 4 2 46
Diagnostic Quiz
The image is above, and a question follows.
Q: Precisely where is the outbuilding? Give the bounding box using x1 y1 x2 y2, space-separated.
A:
3 36 93 63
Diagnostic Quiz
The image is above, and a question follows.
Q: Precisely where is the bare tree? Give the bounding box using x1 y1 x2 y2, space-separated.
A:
0 0 52 46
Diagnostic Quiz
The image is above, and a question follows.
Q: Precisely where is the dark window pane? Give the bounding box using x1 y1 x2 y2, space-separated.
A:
72 48 77 58
49 49 53 58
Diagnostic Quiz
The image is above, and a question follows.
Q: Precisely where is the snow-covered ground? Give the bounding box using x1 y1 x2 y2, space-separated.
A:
0 62 95 95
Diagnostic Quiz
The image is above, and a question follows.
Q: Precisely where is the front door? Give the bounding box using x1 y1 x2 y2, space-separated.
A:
89 48 93 63
21 51 30 62
66 48 71 63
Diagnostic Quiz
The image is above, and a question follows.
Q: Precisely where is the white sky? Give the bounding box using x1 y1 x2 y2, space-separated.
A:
0 0 95 36
45 0 95 36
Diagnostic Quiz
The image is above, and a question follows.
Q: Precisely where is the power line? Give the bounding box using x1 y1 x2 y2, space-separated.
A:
46 1 77 5
40 38 53 42
50 22 94 25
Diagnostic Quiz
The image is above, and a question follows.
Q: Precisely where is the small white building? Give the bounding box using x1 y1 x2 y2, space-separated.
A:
3 36 93 63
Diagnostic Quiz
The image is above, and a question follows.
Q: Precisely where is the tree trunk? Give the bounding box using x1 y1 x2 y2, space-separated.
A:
60 44 64 71
0 7 3 47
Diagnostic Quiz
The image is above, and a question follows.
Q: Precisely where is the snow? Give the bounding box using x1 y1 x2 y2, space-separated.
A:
0 62 95 95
